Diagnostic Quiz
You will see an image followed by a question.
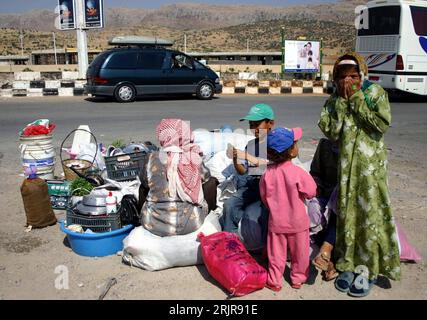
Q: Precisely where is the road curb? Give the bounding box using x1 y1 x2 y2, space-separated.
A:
0 79 334 97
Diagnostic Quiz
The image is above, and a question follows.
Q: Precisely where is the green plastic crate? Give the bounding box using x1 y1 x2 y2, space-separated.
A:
46 180 71 210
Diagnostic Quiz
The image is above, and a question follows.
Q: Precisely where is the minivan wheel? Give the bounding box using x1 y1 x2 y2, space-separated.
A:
114 84 136 103
196 82 214 100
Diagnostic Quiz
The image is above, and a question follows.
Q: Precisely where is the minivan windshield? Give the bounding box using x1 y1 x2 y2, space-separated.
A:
357 6 401 36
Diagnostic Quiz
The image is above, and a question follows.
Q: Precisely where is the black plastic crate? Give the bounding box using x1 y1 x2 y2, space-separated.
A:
66 206 121 233
104 151 147 181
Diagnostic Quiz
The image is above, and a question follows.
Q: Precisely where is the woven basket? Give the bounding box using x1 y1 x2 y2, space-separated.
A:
60 128 98 181
62 159 93 181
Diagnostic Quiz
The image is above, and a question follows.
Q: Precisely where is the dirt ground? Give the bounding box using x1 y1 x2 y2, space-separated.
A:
0 139 425 301
0 96 426 301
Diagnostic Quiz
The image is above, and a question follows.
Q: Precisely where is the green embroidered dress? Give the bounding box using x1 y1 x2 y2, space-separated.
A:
318 81 401 280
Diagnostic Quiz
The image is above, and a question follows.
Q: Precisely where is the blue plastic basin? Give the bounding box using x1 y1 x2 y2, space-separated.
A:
60 220 134 257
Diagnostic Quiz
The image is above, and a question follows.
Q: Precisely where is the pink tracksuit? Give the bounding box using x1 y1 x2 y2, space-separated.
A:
260 160 317 288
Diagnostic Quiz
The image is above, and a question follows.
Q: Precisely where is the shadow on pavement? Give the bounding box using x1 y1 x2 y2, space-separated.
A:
85 95 220 103
388 91 427 103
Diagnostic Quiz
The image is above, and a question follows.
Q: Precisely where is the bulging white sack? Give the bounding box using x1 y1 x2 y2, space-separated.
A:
122 211 222 271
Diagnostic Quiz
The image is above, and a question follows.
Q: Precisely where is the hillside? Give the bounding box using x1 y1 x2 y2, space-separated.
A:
0 0 367 31
0 0 365 57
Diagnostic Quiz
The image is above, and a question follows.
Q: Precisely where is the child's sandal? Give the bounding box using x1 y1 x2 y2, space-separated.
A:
291 283 302 289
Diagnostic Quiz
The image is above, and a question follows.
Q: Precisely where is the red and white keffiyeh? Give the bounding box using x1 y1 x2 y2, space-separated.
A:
156 119 203 204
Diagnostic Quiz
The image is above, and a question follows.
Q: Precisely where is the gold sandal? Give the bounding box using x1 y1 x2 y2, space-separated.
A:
312 252 331 271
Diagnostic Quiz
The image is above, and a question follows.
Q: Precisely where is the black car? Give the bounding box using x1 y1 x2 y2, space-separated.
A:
85 46 222 102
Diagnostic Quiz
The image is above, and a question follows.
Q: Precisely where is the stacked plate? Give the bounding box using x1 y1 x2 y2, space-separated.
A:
75 194 107 216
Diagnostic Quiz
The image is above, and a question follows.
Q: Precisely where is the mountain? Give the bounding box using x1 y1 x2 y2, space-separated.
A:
0 0 366 57
0 1 367 31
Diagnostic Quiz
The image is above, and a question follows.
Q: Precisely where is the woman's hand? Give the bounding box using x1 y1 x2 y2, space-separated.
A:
345 78 361 98
337 78 361 100
336 79 348 99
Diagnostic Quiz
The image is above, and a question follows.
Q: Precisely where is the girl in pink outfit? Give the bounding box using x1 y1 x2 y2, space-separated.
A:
260 127 317 291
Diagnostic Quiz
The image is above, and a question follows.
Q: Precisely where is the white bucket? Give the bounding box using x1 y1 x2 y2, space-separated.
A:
19 134 55 179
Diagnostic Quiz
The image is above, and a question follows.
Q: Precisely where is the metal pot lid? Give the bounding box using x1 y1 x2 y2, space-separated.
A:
82 194 106 207
75 201 107 216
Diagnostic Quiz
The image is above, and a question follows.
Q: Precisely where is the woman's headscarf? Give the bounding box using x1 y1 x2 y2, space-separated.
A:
156 119 203 204
332 52 368 82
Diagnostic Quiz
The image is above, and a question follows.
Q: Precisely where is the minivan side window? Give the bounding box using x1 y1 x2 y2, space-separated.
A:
172 54 194 69
138 52 166 69
105 52 138 69
411 6 427 36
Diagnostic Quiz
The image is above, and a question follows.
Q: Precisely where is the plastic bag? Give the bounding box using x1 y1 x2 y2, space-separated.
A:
396 220 422 262
205 150 234 183
77 142 105 170
198 231 267 297
193 130 254 161
119 194 141 227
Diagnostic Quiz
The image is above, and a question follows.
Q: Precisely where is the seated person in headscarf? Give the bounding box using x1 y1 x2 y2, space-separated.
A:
138 118 214 237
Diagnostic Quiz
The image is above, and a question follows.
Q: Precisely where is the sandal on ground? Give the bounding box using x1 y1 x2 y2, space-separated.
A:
324 261 339 281
334 271 355 293
265 283 282 292
312 252 331 271
291 283 303 289
348 265 376 298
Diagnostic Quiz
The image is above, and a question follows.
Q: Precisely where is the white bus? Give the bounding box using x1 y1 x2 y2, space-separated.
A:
356 0 427 95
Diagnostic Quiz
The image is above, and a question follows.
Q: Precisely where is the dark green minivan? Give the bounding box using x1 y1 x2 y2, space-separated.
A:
85 46 222 102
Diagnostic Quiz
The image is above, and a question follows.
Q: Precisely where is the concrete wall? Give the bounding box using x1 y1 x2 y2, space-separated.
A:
0 63 334 77
0 64 78 73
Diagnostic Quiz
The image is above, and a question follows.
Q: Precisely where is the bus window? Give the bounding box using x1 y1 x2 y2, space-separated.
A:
411 6 427 36
357 6 401 36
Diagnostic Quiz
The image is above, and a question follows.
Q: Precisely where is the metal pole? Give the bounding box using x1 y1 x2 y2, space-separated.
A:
184 34 187 53
247 39 249 52
320 38 323 80
20 30 24 57
76 0 89 79
53 32 58 65
281 27 285 80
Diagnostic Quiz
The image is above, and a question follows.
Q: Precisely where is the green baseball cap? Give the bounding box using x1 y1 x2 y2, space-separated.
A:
240 103 275 121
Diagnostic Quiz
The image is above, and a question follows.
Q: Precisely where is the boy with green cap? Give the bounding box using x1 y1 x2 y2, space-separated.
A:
221 103 275 238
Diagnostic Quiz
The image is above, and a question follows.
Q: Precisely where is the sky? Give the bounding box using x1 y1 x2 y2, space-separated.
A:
0 0 337 14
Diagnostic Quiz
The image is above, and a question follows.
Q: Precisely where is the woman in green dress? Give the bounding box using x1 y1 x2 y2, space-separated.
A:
318 52 401 297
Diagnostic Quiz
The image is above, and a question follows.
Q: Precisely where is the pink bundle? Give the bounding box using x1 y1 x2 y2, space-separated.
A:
198 231 267 297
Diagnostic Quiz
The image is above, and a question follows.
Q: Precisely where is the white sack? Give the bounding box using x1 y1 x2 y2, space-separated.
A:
122 210 222 271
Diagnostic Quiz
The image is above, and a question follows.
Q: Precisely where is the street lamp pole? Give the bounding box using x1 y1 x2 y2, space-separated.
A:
53 32 58 65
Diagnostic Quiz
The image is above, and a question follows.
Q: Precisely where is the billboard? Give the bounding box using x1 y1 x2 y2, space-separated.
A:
84 0 104 29
284 40 321 73
58 0 76 30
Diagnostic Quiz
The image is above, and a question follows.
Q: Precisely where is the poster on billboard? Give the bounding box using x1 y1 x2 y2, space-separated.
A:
84 0 104 29
284 40 321 73
58 0 76 30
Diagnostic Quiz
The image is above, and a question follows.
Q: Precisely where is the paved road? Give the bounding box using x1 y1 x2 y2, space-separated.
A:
1 94 426 165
